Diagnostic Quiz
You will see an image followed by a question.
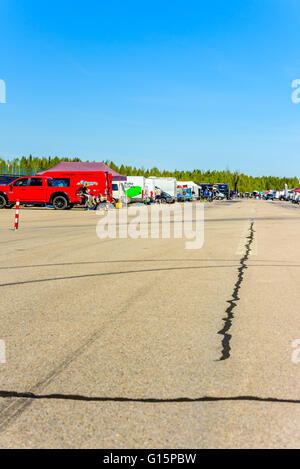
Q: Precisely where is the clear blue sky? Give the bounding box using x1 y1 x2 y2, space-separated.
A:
1 0 300 177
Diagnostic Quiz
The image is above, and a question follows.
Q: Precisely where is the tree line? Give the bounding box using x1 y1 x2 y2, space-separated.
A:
1 155 299 193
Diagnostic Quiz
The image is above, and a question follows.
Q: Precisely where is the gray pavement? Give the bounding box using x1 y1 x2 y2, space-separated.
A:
0 199 300 448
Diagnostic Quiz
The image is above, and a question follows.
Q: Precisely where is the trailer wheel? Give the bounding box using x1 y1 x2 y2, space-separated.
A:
0 195 7 209
52 195 68 210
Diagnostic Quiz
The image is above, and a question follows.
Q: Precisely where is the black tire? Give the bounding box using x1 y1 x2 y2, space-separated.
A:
52 195 68 210
66 203 74 210
0 194 7 209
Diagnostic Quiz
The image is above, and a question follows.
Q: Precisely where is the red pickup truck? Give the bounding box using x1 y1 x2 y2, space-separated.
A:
0 173 112 209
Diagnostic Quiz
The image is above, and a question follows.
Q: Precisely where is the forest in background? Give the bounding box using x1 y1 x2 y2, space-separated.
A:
0 155 299 193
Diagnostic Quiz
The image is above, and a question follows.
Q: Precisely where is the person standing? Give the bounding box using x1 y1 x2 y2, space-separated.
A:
81 182 92 210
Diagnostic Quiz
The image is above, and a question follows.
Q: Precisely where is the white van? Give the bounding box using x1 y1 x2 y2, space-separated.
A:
112 181 126 202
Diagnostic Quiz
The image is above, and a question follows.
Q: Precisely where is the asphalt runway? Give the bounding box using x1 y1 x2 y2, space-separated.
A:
0 199 300 448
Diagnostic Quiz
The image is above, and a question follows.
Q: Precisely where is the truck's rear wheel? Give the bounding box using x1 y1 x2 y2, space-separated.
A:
52 195 68 210
0 195 7 209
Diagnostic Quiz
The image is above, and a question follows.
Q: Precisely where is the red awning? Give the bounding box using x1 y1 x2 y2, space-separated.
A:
38 162 127 181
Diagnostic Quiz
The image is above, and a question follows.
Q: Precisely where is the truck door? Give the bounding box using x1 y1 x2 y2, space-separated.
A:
27 178 47 201
10 177 30 201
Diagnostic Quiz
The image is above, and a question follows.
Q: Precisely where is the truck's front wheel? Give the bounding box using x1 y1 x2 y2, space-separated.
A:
52 195 68 210
0 195 7 209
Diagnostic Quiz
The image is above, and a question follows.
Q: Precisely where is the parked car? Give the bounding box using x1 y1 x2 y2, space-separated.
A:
214 191 225 200
290 189 300 203
155 191 175 204
264 193 274 200
285 190 294 201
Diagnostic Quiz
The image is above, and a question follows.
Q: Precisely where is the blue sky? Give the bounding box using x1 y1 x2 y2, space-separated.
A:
1 0 300 177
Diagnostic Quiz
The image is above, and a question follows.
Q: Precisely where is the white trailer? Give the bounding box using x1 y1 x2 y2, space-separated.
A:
148 177 177 198
124 176 149 203
177 181 201 199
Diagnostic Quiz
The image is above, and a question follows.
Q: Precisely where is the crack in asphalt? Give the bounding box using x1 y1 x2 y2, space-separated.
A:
0 265 240 288
218 220 255 361
0 390 299 404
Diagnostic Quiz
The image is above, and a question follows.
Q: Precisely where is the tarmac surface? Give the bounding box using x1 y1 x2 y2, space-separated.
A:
0 199 300 448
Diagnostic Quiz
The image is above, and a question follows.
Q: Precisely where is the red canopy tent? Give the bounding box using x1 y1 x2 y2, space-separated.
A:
39 162 127 181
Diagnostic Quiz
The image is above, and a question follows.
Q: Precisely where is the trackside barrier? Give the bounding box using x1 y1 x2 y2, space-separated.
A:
0 167 39 177
14 200 20 230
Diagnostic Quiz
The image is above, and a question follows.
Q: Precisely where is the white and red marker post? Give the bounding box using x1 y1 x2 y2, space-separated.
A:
14 200 20 230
